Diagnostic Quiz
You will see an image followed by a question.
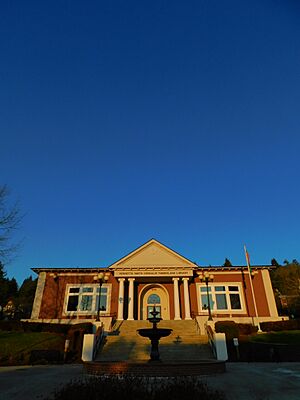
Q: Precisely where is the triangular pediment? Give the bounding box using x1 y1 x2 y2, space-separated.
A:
109 239 196 269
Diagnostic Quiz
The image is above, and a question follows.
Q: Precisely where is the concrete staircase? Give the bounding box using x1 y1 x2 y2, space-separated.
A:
95 320 214 362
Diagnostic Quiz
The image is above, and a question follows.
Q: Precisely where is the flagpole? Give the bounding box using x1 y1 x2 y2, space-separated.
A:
244 245 261 332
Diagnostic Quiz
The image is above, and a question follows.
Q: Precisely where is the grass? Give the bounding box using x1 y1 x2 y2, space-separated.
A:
250 330 300 344
0 331 65 365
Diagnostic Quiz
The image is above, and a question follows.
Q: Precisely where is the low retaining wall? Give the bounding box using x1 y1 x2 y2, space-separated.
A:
84 360 226 376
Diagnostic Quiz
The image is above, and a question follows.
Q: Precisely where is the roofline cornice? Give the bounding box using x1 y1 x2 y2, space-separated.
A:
31 267 108 274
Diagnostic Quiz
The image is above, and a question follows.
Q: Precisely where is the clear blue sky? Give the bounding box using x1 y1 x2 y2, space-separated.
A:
1 1 299 284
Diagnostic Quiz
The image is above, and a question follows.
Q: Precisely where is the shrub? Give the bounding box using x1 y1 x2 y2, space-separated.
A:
45 376 226 400
215 321 239 340
0 320 23 332
22 322 69 334
237 323 258 335
260 319 300 332
21 321 93 335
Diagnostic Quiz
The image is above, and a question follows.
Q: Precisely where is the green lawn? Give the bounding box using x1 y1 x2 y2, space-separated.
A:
250 330 300 344
0 331 65 365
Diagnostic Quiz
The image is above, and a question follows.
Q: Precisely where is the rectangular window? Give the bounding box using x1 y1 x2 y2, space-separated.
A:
216 293 227 309
201 294 214 310
70 287 80 293
80 295 93 311
65 285 109 314
96 296 107 311
198 283 243 312
82 287 93 293
67 295 78 311
230 293 242 309
200 286 211 293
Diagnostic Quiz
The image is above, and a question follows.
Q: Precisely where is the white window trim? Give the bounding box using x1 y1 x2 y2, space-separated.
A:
196 282 246 314
63 283 112 316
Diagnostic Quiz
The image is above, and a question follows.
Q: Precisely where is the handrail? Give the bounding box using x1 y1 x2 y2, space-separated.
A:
206 324 217 359
194 317 201 335
93 325 104 360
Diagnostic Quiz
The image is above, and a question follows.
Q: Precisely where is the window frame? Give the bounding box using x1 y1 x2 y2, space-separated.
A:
63 283 111 316
196 282 245 314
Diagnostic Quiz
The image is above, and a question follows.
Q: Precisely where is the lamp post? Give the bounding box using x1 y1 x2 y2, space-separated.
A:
199 271 214 321
93 272 110 322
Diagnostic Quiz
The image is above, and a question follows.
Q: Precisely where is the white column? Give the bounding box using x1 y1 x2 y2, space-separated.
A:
127 278 135 320
261 269 279 317
117 278 125 320
182 277 192 320
172 277 181 320
31 272 46 319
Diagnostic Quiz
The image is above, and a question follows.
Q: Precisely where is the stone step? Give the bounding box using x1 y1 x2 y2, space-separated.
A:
85 360 226 376
96 319 213 362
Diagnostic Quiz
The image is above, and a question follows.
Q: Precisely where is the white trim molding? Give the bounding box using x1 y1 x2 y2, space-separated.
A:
261 269 278 317
31 272 47 319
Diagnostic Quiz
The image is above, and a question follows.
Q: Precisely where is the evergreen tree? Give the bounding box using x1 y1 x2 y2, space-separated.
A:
271 258 280 267
0 262 19 319
223 258 232 267
17 276 37 318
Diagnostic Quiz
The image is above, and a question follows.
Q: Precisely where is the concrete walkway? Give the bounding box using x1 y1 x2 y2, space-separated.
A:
0 364 83 400
1 363 300 400
205 363 300 400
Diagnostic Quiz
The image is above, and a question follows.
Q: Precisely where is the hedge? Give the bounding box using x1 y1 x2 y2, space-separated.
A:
215 321 239 339
215 321 258 339
0 320 23 332
0 320 93 335
260 319 300 332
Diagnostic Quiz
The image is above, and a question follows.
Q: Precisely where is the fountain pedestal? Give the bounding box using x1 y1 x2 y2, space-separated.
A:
137 307 172 361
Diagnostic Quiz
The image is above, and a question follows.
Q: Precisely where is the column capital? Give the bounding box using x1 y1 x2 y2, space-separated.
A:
182 277 189 281
128 277 135 282
172 277 180 282
118 278 126 282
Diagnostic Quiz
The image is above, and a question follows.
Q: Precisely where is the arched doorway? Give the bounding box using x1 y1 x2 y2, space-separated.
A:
139 284 170 320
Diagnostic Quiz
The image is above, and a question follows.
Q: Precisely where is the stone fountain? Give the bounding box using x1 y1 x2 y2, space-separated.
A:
137 306 172 361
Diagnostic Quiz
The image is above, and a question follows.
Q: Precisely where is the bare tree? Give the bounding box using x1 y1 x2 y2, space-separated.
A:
0 185 22 261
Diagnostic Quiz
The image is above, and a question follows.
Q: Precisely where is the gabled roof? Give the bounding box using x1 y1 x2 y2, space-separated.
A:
109 238 198 269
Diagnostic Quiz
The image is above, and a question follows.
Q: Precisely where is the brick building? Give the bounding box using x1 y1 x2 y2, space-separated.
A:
30 239 280 329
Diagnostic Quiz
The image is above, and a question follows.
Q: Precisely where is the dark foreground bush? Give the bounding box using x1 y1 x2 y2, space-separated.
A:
44 376 226 400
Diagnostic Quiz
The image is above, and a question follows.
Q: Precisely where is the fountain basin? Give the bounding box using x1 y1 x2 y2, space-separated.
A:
138 328 172 339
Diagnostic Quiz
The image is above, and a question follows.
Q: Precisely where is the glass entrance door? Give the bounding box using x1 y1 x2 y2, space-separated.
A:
147 293 162 319
147 305 161 319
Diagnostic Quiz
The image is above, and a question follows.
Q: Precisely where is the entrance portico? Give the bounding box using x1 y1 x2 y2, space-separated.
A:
109 239 196 321
139 284 170 320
